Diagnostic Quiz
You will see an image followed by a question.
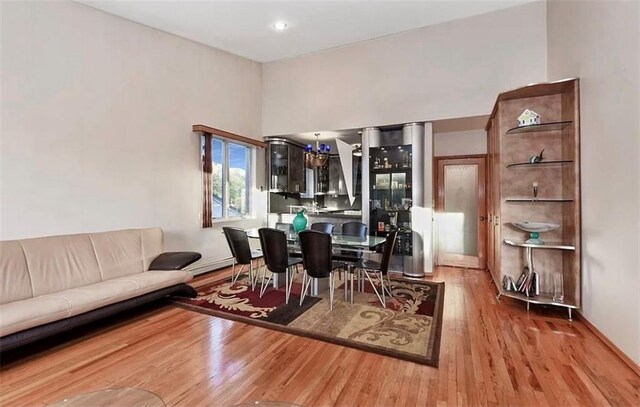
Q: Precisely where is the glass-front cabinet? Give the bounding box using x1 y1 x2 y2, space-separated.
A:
267 140 305 194
269 143 288 192
369 145 413 264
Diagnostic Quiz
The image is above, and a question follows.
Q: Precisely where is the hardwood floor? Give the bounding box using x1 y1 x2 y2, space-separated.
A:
1 266 638 406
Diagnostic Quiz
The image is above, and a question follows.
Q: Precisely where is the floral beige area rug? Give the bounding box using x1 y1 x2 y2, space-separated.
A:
172 274 445 367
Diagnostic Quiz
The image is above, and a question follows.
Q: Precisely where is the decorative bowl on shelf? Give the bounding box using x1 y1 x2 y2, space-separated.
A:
511 222 560 233
510 222 560 245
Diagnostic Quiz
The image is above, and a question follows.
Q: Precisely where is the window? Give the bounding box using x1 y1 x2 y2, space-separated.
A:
202 136 254 222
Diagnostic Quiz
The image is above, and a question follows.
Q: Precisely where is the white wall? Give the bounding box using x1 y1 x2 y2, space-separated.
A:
434 130 487 157
547 0 640 364
262 1 547 136
0 1 265 266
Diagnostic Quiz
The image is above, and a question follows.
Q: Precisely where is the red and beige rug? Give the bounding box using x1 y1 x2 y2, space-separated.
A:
172 273 445 367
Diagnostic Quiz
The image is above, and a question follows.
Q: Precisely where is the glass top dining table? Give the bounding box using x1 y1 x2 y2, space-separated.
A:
245 228 387 251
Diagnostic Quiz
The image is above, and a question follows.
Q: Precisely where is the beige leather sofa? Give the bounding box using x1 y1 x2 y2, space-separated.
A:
0 228 199 351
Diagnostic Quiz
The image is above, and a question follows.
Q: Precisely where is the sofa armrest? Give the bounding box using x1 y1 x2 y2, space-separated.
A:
149 252 201 271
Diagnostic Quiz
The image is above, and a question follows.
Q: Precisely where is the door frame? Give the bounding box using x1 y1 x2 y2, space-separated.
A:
433 154 487 269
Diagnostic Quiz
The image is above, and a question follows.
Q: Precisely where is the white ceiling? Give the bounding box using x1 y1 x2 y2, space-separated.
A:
78 0 535 63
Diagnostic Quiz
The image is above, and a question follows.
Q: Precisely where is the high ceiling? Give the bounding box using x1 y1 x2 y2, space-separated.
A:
78 0 535 62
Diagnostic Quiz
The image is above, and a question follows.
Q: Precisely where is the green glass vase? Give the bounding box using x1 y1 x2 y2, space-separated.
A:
292 210 307 233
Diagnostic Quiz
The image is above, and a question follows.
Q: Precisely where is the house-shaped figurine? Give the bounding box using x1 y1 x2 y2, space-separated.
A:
518 109 541 126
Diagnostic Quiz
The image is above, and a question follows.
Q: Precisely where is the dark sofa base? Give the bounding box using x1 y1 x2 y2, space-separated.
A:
0 283 197 353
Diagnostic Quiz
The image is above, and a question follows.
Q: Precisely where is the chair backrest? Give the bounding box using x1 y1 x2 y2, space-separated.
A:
299 230 333 279
380 230 399 275
310 222 334 234
275 222 294 234
257 228 289 274
342 222 367 239
222 227 252 265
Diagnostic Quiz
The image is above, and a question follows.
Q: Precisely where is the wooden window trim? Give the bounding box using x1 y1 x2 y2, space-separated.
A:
192 124 266 148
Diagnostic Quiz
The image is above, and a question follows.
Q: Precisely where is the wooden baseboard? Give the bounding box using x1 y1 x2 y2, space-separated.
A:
576 311 640 377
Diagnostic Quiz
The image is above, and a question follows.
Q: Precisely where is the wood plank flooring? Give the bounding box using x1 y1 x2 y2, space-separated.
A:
1 267 638 406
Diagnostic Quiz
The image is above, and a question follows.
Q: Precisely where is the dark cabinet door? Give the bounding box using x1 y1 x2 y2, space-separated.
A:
328 156 339 195
316 163 329 195
288 145 305 193
269 143 288 192
353 155 362 196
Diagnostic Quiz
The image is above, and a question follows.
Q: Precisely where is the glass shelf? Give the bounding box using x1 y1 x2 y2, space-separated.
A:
506 121 573 135
371 167 412 173
503 239 575 250
506 160 574 168
506 198 574 203
499 290 579 309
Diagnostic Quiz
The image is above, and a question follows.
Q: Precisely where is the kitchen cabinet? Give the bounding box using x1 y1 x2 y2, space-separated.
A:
267 140 305 194
328 155 347 195
289 144 305 193
316 162 329 195
353 155 362 196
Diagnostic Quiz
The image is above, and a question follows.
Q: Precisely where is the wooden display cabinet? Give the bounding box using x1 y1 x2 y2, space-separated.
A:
486 78 581 319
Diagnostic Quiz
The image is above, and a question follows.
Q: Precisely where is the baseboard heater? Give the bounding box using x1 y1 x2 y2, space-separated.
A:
183 256 233 276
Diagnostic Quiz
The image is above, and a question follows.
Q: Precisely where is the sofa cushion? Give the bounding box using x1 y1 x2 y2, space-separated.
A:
0 296 70 337
0 241 33 305
48 279 140 318
0 270 192 337
114 270 192 296
20 234 102 297
89 229 144 280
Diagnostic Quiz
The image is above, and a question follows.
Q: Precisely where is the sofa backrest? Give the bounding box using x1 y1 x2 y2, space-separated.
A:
0 228 164 304
0 240 34 304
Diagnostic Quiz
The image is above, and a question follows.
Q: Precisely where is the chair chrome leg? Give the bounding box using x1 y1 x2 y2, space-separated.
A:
259 271 273 298
364 270 386 308
384 274 393 298
250 261 256 291
379 273 386 308
259 265 267 296
230 260 237 283
300 272 311 306
285 267 294 304
233 264 246 284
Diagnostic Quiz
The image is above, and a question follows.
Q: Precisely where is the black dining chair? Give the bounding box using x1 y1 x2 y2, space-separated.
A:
353 230 398 308
222 227 263 290
310 222 334 234
333 221 368 262
298 230 346 310
257 228 303 303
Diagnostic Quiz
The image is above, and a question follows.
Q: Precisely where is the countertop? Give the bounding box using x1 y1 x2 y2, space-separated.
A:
272 211 362 219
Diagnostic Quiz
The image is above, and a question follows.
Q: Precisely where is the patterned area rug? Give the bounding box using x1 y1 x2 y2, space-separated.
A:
172 273 445 367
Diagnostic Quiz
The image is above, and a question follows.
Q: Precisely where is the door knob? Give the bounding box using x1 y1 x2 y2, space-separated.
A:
480 216 486 221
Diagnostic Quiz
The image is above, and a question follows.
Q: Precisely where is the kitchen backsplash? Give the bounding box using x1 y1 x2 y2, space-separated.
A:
269 193 361 213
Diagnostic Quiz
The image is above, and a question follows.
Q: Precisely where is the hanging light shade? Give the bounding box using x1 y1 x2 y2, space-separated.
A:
305 133 330 167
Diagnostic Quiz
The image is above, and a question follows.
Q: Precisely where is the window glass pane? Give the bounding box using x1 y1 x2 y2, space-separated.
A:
211 138 224 219
228 142 251 217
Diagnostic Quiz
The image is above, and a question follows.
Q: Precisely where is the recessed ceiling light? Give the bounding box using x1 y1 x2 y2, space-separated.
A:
272 21 288 31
